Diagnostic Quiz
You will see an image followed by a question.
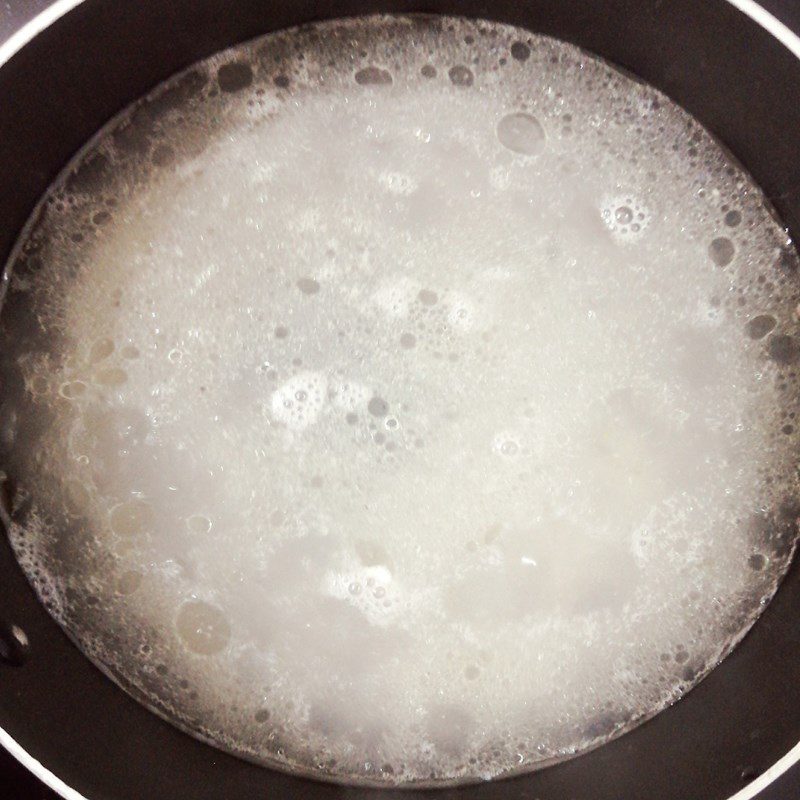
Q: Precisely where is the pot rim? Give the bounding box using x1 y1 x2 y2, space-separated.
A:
0 1 799 798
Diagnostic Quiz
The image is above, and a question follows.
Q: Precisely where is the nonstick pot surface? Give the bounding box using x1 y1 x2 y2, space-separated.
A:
1 1 800 799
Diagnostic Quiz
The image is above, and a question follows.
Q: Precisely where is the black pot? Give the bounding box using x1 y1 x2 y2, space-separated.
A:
2 1 800 798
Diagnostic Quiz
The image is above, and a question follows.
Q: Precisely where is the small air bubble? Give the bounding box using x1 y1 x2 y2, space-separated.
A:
614 206 633 224
217 62 254 93
725 210 742 227
296 277 320 295
768 334 797 365
500 440 519 456
496 112 546 156
510 42 531 61
59 381 86 399
117 570 143 595
29 375 49 395
709 237 736 267
176 600 231 655
745 315 776 340
92 210 112 226
368 396 389 417
110 500 153 537
89 338 115 363
448 65 474 87
355 66 393 86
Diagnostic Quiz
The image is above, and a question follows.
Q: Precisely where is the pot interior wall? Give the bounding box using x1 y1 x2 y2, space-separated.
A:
1 2 800 799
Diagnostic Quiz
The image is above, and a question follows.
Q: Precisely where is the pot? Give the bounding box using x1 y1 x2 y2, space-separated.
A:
1 1 800 798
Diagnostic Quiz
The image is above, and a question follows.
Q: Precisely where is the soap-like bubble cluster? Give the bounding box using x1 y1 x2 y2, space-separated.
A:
0 14 799 788
601 194 651 242
271 371 328 430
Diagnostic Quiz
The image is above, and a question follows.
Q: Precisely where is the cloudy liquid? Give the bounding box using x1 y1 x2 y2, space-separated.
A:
1 14 799 786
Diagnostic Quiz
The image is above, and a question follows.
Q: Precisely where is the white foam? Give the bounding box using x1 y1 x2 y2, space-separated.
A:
330 381 369 413
2 13 798 788
601 194 652 243
271 372 328 430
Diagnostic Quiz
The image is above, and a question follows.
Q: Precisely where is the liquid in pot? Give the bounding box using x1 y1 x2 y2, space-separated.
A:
1 14 798 786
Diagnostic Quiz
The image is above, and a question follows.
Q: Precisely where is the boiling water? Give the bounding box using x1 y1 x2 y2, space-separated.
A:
2 14 799 786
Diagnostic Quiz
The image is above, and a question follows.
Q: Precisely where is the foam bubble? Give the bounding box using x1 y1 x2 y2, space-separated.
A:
296 277 321 295
217 62 253 93
709 236 736 267
117 570 143 595
271 372 328 429
355 66 393 86
601 194 651 243
496 112 546 156
372 278 418 318
510 42 531 61
448 65 474 87
59 380 86 399
446 292 478 331
332 380 371 413
746 315 777 340
89 338 115 363
109 500 153 537
368 396 389 417
176 600 231 655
